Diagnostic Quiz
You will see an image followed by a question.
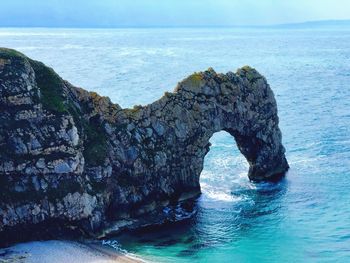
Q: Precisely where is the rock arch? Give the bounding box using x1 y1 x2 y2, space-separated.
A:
100 66 289 222
113 67 289 188
0 49 288 244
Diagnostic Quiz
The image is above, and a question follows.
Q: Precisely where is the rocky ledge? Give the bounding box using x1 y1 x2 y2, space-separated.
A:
0 48 289 246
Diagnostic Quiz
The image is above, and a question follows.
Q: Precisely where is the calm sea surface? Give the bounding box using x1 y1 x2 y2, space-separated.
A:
1 27 350 262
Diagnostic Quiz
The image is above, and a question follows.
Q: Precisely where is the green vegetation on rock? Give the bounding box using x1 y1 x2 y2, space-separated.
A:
240 65 261 83
0 48 26 60
29 59 67 113
28 57 109 166
83 116 108 166
187 72 203 87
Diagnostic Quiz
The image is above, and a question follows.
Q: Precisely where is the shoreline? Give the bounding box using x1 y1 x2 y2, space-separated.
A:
83 240 147 263
0 240 146 263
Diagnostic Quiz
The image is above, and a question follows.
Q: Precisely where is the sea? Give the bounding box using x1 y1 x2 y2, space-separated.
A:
1 26 349 262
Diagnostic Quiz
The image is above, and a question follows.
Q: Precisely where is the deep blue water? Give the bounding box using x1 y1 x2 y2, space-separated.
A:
1 27 349 262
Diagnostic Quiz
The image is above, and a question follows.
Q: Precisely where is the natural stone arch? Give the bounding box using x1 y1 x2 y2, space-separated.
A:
111 67 289 197
172 67 288 183
0 48 288 244
97 67 291 218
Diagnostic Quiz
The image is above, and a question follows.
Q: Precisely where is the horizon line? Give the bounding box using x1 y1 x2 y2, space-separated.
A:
0 19 349 29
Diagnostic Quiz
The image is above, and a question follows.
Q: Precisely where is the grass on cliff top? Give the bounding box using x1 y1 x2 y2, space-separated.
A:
238 65 261 82
187 72 203 87
0 48 27 60
1 48 109 166
29 59 109 166
124 104 143 116
29 59 67 113
0 48 67 113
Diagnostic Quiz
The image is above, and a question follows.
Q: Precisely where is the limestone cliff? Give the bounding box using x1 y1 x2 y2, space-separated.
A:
0 48 289 246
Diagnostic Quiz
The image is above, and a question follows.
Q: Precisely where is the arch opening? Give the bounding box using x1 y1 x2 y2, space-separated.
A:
199 131 249 202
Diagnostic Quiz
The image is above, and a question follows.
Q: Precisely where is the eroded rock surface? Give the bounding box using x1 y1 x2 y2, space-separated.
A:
0 48 288 246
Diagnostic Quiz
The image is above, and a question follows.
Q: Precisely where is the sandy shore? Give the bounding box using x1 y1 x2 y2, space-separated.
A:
0 240 145 263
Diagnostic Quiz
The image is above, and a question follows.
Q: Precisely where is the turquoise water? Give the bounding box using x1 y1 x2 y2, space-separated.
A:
1 27 349 262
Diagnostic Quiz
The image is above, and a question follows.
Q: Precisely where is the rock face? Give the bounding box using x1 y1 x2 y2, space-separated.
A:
0 48 289 246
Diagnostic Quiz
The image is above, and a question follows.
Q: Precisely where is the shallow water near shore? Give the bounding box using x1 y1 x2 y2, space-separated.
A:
1 26 349 262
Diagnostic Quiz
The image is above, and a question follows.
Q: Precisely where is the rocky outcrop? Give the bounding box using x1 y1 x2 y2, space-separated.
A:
0 48 288 246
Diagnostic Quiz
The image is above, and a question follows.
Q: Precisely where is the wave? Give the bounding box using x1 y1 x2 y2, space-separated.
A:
200 180 244 203
102 239 128 253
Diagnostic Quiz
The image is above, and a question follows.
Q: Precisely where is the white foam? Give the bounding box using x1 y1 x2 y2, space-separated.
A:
201 182 241 202
203 190 242 202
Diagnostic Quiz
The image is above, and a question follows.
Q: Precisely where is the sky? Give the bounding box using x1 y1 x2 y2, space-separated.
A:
1 0 350 27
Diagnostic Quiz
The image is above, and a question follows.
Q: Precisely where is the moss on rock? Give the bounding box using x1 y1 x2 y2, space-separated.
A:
29 59 67 113
187 72 203 87
83 116 108 166
0 48 27 60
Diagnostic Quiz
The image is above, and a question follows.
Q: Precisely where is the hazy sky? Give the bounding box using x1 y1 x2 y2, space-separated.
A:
1 0 350 27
